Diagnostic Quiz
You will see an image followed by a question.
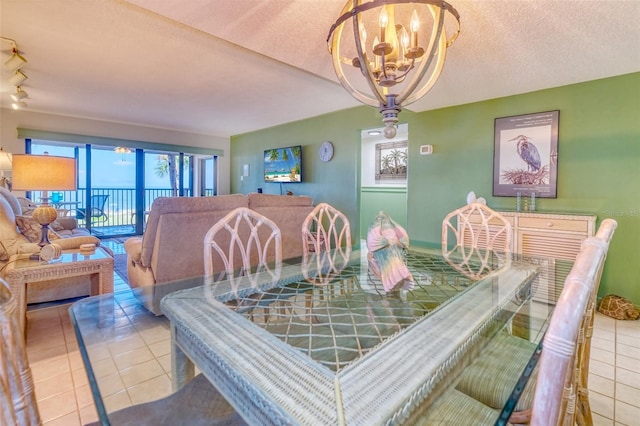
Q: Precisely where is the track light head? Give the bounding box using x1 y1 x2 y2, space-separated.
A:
12 101 27 110
4 48 27 71
9 69 28 86
11 87 28 102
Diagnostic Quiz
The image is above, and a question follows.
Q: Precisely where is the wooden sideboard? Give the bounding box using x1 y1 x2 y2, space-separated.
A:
500 211 596 309
498 211 597 261
465 210 596 306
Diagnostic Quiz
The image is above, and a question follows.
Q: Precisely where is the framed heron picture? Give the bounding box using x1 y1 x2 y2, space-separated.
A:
493 110 559 198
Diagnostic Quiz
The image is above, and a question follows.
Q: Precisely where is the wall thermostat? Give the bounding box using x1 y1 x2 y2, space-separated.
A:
420 145 433 155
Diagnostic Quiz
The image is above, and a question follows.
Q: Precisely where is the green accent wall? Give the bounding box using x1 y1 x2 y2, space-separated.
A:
231 72 640 305
360 187 407 239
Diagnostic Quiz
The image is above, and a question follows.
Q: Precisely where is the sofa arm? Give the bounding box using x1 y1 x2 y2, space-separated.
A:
55 236 102 250
124 237 143 265
18 235 102 254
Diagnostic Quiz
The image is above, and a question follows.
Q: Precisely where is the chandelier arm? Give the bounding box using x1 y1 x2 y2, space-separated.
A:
403 36 447 104
391 57 417 85
352 7 388 105
395 5 445 105
327 0 459 44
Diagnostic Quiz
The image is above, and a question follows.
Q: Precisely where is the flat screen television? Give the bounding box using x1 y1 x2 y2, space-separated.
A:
264 145 302 183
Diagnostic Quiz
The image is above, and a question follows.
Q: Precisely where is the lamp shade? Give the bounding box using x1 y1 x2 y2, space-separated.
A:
11 154 77 191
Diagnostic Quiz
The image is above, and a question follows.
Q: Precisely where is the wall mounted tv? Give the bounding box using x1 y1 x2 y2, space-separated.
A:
264 145 302 183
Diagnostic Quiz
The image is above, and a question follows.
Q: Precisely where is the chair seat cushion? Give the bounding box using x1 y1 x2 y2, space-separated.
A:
408 388 498 425
455 331 538 411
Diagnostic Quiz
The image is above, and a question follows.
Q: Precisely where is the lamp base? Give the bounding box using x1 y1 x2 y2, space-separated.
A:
32 205 58 247
37 224 52 247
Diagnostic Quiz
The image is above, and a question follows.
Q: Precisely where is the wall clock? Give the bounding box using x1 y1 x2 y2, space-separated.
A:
319 140 334 162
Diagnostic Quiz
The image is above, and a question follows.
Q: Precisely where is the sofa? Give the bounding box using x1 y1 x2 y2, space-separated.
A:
124 193 315 314
0 187 106 304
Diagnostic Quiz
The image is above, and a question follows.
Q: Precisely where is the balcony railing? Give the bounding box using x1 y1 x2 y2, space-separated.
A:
32 187 212 236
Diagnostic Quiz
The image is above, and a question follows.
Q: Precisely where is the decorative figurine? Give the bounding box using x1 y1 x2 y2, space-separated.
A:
366 211 414 292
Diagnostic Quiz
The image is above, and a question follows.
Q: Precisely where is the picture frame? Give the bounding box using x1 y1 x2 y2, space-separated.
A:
493 110 559 198
375 141 408 182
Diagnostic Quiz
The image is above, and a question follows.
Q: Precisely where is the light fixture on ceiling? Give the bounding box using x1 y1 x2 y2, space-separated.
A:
9 69 28 86
114 147 133 165
328 0 460 138
368 130 382 136
4 47 27 71
11 86 28 102
11 101 27 110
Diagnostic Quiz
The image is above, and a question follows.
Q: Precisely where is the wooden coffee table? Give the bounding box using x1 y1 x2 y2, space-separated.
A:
4 247 114 338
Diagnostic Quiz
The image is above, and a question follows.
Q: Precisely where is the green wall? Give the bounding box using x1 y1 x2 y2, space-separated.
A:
231 72 640 304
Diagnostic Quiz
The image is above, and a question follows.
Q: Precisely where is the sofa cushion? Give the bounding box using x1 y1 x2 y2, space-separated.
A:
141 194 249 269
252 205 314 261
15 215 62 243
248 192 313 208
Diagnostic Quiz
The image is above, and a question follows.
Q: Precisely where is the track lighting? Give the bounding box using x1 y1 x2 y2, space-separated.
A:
11 87 28 102
9 69 28 86
4 48 27 71
12 101 27 110
2 37 30 110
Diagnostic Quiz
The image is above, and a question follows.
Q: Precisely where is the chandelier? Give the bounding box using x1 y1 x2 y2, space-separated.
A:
328 0 460 138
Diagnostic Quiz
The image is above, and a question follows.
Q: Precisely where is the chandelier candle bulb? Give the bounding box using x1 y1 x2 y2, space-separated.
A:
379 7 387 43
411 10 419 47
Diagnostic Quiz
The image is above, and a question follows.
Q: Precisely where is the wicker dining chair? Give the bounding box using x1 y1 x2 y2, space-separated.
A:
204 207 282 282
301 203 351 285
529 234 610 425
454 219 616 424
574 218 617 425
410 232 610 426
1 278 41 426
442 202 512 279
442 201 512 253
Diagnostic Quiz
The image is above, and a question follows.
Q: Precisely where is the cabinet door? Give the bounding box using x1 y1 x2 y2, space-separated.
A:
518 229 586 304
518 229 586 261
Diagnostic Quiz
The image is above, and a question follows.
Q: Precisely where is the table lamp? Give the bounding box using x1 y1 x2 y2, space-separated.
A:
11 154 77 246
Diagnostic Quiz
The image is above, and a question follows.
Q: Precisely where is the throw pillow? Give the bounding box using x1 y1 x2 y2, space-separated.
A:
15 215 62 243
50 220 65 232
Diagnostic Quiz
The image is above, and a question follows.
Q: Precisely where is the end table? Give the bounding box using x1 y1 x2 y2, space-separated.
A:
4 247 114 338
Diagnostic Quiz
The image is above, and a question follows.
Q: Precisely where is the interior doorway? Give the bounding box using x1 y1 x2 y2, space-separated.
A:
359 123 409 239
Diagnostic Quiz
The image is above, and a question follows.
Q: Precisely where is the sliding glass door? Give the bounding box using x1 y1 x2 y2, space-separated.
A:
26 139 216 237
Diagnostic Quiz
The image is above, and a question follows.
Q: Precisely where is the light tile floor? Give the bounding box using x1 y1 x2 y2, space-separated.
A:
23 240 640 425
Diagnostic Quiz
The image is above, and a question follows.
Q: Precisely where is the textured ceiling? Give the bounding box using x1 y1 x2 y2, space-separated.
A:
1 0 639 138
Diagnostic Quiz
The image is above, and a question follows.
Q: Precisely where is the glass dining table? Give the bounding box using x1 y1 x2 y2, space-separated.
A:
70 245 568 425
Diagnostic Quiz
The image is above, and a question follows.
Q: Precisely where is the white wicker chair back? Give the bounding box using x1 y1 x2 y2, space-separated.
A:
204 207 282 282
